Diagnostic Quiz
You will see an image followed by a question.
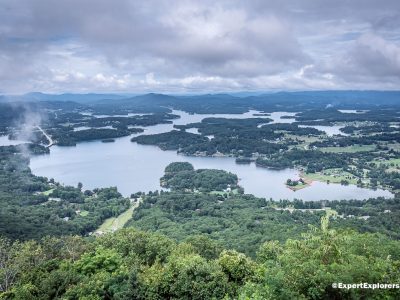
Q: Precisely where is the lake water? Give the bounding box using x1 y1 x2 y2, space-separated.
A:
29 110 393 201
298 125 346 136
73 126 92 131
339 110 369 114
0 135 28 146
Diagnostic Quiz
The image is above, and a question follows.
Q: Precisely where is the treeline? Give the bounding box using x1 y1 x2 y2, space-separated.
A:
174 117 274 136
341 124 400 135
1 217 399 299
183 136 288 157
256 149 350 172
51 128 136 146
310 134 400 148
295 108 400 124
133 130 288 157
176 118 322 137
86 113 178 127
48 110 177 129
132 130 208 150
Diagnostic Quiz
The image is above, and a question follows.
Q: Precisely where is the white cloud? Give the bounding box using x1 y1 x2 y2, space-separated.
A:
0 0 399 93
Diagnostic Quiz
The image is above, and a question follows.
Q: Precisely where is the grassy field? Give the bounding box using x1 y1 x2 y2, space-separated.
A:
286 181 309 191
387 143 400 151
79 210 89 217
210 189 239 195
97 218 115 233
302 169 359 185
285 134 322 143
372 158 400 172
320 145 376 153
373 158 400 166
96 203 138 234
41 188 55 196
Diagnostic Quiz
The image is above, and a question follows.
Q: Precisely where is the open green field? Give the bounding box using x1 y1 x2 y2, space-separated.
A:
210 188 239 196
79 210 89 217
372 158 400 172
286 182 309 191
285 134 322 144
96 203 138 233
373 158 400 166
302 169 359 185
284 134 323 150
387 143 400 151
320 145 376 153
97 218 114 232
41 188 54 196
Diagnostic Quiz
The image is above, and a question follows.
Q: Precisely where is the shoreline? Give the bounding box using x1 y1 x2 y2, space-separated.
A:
286 174 313 191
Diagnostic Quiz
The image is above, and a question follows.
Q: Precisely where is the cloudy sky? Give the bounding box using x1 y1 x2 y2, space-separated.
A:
1 0 399 94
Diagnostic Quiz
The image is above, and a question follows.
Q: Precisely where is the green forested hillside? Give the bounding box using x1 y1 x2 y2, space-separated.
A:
126 191 400 257
1 216 399 299
0 145 129 240
127 191 319 256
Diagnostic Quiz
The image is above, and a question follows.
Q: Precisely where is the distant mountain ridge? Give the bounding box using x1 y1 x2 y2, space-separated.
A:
0 92 127 104
1 90 399 113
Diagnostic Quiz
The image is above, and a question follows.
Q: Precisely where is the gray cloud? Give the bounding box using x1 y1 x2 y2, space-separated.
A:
0 0 399 93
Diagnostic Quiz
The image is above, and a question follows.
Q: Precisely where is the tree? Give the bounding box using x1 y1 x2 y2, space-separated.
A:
0 238 18 293
240 211 400 299
75 247 122 276
218 250 256 285
144 253 230 300
184 235 223 260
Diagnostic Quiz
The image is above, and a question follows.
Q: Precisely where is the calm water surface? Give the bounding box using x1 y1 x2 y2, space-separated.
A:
29 111 393 201
0 135 28 146
298 125 346 136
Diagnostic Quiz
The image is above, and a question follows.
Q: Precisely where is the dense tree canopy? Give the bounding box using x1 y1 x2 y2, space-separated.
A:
1 215 399 299
161 162 238 192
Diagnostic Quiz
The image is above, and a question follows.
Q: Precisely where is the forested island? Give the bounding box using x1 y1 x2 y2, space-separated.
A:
160 162 240 192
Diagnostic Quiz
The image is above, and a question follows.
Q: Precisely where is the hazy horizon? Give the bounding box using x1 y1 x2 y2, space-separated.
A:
3 89 400 98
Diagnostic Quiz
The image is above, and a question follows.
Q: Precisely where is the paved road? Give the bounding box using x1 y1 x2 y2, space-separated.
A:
37 126 54 147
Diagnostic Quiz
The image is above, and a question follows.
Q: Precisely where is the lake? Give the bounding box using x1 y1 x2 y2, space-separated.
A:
0 135 28 146
28 110 394 201
298 125 346 136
